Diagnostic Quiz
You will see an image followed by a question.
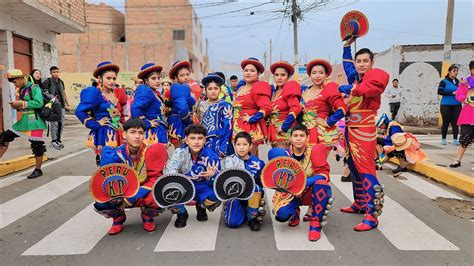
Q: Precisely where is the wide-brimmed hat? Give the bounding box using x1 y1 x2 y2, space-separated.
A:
392 133 413 151
137 63 163 80
169 60 191 79
270 60 295 76
340 10 369 41
213 168 255 201
306 58 332 76
152 173 195 208
89 164 140 203
93 61 120 78
241 57 265 73
262 151 306 196
4 69 28 82
202 73 224 87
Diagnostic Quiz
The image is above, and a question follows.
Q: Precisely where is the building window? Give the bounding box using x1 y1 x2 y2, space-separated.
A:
173 30 185 41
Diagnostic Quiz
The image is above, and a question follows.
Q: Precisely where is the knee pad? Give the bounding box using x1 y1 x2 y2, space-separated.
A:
31 142 46 157
459 135 472 148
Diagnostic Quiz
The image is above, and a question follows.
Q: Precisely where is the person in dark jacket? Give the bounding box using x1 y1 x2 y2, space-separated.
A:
42 66 70 150
438 64 462 145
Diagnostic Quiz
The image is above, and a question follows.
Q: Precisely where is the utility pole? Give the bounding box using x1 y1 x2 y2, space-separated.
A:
263 51 267 70
439 0 455 128
442 0 455 76
269 39 272 66
291 0 300 81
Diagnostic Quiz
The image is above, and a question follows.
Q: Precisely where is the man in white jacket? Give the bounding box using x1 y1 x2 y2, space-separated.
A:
387 78 402 120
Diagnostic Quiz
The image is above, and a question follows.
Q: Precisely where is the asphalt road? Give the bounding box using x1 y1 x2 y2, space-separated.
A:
1 145 472 265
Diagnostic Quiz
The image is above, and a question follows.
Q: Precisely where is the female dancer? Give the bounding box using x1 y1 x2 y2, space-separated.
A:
131 63 168 144
75 61 126 165
268 60 302 149
233 58 272 155
300 59 348 220
301 59 348 151
198 73 233 157
167 60 196 148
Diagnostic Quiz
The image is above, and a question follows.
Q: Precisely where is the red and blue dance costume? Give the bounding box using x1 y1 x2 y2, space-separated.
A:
269 144 333 241
93 143 168 234
222 154 265 228
166 83 196 143
339 45 389 231
201 99 233 157
233 81 272 144
164 146 221 214
75 86 126 164
268 81 302 144
131 84 168 144
300 82 348 147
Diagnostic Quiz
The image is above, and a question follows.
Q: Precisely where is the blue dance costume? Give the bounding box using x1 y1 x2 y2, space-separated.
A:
75 87 122 153
201 99 233 157
222 154 265 228
167 83 196 143
131 84 168 144
164 145 221 213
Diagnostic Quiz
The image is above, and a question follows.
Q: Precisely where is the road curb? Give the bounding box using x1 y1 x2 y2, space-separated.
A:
0 155 48 176
390 158 474 197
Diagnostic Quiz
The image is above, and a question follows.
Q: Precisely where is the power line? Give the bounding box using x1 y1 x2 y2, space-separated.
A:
85 2 278 25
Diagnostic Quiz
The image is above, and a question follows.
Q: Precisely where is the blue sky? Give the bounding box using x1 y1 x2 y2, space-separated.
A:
87 0 473 68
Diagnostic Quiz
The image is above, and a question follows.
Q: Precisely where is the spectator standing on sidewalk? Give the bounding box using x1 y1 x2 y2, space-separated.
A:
29 69 45 91
0 69 47 179
387 78 401 120
450 61 474 168
42 66 70 150
437 64 461 146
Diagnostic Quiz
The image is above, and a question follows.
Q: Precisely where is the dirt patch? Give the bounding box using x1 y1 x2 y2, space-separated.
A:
435 197 474 220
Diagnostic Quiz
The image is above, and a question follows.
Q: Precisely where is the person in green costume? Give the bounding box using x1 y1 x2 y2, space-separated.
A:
0 69 47 179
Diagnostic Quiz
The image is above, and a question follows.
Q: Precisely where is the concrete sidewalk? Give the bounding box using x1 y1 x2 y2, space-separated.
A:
0 115 88 176
391 134 473 196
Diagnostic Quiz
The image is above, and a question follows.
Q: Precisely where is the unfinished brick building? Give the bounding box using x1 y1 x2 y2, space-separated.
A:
58 0 206 79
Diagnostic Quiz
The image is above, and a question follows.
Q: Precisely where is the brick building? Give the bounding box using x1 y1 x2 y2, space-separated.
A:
0 0 86 131
58 0 206 79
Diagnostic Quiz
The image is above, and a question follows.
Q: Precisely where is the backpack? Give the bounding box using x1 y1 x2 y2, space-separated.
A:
38 91 62 122
24 84 62 122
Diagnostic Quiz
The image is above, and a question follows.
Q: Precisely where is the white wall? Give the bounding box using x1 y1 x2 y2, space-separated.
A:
0 9 59 129
374 44 473 125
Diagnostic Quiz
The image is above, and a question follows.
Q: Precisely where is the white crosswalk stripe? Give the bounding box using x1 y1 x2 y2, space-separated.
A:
331 175 459 250
383 164 462 200
265 188 335 250
154 205 222 252
1 172 464 256
0 149 89 189
22 204 109 256
1 175 89 229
